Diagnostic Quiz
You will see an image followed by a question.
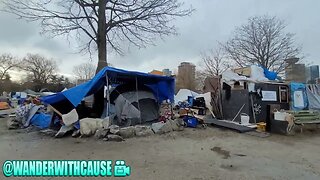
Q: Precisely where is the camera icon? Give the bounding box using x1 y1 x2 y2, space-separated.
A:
114 160 131 177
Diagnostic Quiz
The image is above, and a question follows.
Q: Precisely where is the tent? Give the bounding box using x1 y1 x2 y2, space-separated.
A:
41 67 175 117
113 91 159 125
174 89 199 105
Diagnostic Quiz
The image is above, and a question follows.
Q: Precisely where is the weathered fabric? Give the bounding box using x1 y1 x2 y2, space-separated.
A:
306 84 320 110
15 103 35 124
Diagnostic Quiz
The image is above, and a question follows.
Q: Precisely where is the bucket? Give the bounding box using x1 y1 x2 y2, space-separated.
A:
240 113 250 125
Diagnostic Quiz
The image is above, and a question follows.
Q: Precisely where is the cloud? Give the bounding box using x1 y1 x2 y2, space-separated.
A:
0 0 319 79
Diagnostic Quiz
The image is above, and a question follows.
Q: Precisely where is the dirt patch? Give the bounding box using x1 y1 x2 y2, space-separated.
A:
211 146 231 159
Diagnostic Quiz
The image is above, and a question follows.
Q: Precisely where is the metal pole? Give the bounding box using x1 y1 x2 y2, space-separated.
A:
135 76 142 124
106 75 110 116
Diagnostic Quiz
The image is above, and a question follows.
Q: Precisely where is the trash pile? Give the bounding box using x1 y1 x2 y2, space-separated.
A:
0 67 194 141
174 89 213 128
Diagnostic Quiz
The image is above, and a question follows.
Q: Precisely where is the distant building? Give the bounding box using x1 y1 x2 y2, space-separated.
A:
285 58 306 83
176 62 196 91
309 65 319 84
149 70 164 76
162 69 172 76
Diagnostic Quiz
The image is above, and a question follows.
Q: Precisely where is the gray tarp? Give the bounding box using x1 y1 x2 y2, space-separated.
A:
306 84 320 110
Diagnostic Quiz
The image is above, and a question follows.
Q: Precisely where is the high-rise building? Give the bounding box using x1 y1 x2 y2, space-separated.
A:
285 58 306 83
162 69 172 76
309 65 319 84
176 62 196 91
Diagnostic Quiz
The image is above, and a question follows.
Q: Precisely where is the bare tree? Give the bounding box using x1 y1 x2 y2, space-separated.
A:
21 54 58 85
222 15 300 73
73 62 96 80
0 53 20 80
200 47 231 77
3 0 194 72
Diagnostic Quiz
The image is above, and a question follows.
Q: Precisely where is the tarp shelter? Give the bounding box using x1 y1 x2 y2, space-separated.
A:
41 67 175 116
306 84 320 110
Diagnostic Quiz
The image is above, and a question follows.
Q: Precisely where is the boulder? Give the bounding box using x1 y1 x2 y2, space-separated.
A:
119 126 136 138
168 120 179 131
109 125 120 135
161 121 173 133
79 118 104 136
151 122 165 134
175 118 185 126
95 128 109 139
151 121 173 134
135 125 154 137
105 134 124 142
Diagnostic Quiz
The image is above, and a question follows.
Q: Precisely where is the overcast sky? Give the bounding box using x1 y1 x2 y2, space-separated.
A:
0 0 319 80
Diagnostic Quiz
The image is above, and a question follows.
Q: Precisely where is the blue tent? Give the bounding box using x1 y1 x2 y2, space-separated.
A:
41 67 175 107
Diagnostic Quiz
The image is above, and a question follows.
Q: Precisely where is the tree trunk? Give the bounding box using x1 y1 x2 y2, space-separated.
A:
96 0 108 74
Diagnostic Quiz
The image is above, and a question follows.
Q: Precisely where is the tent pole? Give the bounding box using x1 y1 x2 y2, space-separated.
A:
106 76 110 117
136 76 142 124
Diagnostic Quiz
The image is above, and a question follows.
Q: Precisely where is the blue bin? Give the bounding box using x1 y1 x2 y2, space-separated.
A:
183 116 198 128
187 96 194 107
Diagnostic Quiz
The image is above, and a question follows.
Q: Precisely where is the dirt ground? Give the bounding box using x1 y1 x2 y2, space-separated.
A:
0 117 320 180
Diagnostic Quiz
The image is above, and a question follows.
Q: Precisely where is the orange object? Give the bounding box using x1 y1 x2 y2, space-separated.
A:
0 102 10 110
257 122 266 132
149 70 164 76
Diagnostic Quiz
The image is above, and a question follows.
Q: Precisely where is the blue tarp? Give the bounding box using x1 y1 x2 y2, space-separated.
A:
290 82 308 111
262 67 278 81
41 67 175 107
30 113 52 129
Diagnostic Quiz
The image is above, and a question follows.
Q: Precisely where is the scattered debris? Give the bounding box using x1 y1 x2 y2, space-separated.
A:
211 146 231 159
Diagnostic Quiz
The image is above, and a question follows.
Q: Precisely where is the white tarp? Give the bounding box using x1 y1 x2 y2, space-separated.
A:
62 109 79 126
250 65 269 82
174 89 199 105
222 65 269 85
